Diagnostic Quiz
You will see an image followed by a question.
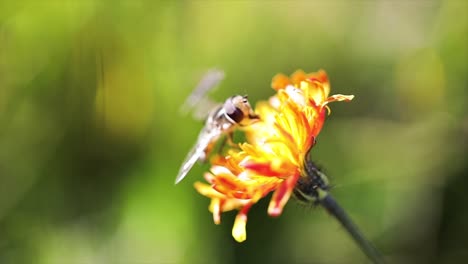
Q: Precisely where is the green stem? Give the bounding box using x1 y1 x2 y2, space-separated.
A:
317 189 385 264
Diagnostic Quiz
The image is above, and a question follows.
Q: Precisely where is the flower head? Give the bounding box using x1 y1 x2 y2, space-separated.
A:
194 70 354 242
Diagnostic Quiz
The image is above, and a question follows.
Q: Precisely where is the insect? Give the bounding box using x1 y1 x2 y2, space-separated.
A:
175 70 259 184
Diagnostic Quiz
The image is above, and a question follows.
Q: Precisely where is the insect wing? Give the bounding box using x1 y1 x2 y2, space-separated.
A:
175 127 221 184
180 69 225 120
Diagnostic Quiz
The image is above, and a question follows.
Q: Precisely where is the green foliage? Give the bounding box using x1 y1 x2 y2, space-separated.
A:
0 1 466 263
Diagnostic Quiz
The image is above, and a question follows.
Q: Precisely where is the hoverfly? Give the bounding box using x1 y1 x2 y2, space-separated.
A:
175 69 259 184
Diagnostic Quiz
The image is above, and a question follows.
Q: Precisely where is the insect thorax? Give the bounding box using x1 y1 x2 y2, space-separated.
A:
206 105 236 131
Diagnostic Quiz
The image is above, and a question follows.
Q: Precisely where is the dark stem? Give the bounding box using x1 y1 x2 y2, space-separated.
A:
301 146 385 263
318 191 385 264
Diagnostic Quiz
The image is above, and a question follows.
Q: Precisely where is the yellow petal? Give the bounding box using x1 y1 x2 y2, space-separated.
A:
232 213 247 242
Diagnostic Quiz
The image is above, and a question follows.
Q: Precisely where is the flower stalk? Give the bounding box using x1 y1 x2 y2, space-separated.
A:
298 152 385 264
320 192 385 264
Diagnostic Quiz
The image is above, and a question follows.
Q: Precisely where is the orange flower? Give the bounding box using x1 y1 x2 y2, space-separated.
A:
194 70 354 242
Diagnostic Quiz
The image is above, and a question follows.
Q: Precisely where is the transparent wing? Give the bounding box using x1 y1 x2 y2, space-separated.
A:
180 69 225 120
175 127 221 184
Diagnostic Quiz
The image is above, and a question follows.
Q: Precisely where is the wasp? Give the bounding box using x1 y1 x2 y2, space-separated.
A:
175 70 259 184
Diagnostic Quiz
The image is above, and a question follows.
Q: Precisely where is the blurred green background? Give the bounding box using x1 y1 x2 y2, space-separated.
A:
0 1 467 263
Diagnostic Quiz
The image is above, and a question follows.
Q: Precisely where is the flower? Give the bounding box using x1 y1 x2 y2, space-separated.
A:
194 70 354 242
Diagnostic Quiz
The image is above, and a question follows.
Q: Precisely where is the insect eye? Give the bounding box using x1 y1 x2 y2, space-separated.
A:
226 107 245 123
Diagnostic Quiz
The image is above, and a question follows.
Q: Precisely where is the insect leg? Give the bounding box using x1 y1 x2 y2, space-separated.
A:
226 131 239 148
214 132 239 156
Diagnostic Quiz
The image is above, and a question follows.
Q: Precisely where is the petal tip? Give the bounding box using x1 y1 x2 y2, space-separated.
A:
232 215 247 242
268 205 283 217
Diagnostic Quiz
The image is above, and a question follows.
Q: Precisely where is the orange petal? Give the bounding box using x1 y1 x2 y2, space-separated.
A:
268 173 299 217
308 70 330 96
242 161 288 178
271 74 290 91
308 70 329 85
291 70 307 84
